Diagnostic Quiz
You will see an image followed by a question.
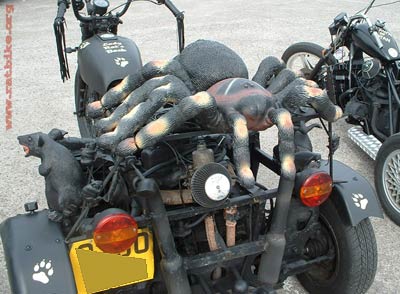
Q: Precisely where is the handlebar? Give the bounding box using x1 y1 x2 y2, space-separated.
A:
55 0 68 21
71 0 91 22
68 0 183 24
54 0 70 81
156 0 185 52
163 0 183 18
116 0 133 17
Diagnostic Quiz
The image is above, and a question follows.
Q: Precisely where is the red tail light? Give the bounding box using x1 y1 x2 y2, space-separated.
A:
300 172 333 207
93 213 138 254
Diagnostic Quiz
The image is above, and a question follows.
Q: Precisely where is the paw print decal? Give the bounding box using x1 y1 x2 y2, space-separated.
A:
352 193 369 210
32 259 54 284
114 57 129 68
79 41 90 50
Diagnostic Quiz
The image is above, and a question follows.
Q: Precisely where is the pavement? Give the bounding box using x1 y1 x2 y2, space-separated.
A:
0 0 399 293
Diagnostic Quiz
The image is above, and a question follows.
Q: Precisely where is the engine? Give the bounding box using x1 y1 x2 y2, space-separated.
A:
329 57 392 136
139 133 235 208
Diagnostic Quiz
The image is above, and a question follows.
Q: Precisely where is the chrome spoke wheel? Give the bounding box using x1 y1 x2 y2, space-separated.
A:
286 52 321 78
382 150 400 213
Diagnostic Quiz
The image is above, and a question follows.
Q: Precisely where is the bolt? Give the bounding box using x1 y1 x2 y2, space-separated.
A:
25 245 32 251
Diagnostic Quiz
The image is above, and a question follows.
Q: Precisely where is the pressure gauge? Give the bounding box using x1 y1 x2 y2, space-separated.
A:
93 0 109 16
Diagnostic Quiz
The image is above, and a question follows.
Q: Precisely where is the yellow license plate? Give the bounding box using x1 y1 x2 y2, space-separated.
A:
69 228 154 294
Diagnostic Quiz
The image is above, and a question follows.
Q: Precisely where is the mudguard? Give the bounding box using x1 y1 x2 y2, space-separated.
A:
78 33 143 95
0 210 76 294
319 160 383 226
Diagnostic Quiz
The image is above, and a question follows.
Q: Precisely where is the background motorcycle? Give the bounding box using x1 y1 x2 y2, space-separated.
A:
1 107 382 293
54 0 185 138
282 0 400 226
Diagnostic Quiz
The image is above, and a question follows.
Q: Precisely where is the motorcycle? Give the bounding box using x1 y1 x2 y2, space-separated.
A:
282 0 400 226
53 0 185 138
0 1 383 293
0 108 382 292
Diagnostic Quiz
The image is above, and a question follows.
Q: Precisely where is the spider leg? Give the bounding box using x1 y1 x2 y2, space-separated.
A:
97 77 192 150
266 68 297 94
87 60 195 117
226 112 255 189
95 75 190 133
116 92 216 156
306 87 343 122
252 56 286 88
268 109 296 180
274 78 308 108
275 78 342 122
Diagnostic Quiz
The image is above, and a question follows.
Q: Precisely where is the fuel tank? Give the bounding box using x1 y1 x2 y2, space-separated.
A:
78 33 142 95
351 23 400 62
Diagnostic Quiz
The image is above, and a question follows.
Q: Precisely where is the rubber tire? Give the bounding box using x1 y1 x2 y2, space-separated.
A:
74 69 98 138
282 42 326 64
282 42 338 105
297 199 377 294
375 134 400 226
282 42 336 79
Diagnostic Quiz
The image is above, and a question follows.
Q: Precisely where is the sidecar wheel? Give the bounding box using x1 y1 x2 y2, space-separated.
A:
375 134 400 226
297 199 377 294
74 69 99 138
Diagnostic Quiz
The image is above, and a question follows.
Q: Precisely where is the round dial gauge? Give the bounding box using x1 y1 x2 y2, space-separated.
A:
93 0 109 15
205 173 231 201
94 0 109 8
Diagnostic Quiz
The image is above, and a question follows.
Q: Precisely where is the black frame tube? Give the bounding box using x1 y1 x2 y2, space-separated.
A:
166 188 276 221
164 0 185 52
257 177 294 285
184 237 267 270
388 80 394 136
309 47 334 81
387 66 400 134
328 122 334 178
136 178 191 294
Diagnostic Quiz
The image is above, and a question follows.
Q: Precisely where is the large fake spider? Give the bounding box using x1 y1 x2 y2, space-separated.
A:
87 40 342 188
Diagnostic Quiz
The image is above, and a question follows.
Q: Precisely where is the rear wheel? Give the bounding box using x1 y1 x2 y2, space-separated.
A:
375 134 400 226
297 199 377 294
74 69 99 138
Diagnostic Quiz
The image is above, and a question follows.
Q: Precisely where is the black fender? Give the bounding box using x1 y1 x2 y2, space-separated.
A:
319 160 383 226
78 33 143 95
0 210 76 294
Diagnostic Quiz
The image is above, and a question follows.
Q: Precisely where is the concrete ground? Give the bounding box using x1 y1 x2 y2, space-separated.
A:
0 0 399 293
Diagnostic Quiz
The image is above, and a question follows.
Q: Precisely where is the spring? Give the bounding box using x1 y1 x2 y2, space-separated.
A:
304 236 329 258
